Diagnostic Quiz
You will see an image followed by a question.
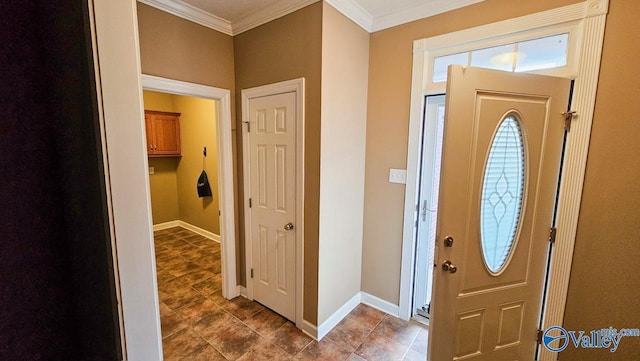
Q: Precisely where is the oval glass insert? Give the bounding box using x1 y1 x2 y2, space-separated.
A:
480 115 525 274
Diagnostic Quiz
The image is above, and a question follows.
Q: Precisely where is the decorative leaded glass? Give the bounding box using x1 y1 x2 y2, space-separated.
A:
480 115 526 273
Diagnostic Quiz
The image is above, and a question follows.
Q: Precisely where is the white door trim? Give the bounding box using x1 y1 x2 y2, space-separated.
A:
398 2 609 360
241 78 305 329
141 74 238 300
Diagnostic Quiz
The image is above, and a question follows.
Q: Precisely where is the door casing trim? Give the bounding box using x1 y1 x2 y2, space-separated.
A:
398 2 609 360
241 78 306 329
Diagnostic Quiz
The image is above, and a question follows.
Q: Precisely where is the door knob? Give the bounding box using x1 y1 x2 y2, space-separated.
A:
284 222 294 231
444 236 454 247
442 260 457 274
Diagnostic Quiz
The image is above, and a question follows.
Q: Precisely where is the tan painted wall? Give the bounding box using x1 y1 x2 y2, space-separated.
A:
362 0 582 304
317 3 370 325
137 3 235 91
233 2 323 324
173 95 220 235
143 91 180 224
562 0 640 359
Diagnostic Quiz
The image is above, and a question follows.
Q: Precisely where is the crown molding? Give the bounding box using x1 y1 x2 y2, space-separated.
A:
138 0 232 35
324 0 374 32
233 0 321 35
371 0 485 32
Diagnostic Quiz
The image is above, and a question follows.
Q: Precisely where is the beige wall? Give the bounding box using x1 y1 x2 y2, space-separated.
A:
143 91 220 234
361 0 581 304
137 3 235 91
562 0 640 359
173 95 220 234
233 2 323 324
317 3 370 325
143 91 180 224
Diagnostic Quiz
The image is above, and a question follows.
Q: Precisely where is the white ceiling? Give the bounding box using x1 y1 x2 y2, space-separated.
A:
138 0 484 35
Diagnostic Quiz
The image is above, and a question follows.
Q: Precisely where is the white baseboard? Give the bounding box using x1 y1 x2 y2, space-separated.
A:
153 220 180 231
361 292 400 318
153 220 220 243
317 292 362 340
236 285 247 298
302 320 319 341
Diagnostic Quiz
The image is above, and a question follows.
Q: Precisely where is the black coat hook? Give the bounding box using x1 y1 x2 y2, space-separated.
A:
203 146 207 157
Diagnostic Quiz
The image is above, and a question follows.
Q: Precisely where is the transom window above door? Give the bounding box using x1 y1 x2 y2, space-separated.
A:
432 33 570 83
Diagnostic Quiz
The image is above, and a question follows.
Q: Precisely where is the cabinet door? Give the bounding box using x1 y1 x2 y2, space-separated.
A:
144 113 155 154
144 110 181 156
152 113 181 155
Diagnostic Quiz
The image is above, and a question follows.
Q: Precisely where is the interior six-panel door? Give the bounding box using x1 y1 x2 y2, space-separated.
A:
248 92 297 321
429 65 570 360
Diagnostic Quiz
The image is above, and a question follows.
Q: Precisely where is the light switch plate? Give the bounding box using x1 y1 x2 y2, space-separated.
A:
389 168 407 184
149 167 155 175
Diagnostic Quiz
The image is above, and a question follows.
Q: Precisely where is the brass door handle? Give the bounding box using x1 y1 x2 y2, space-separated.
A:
442 260 457 274
284 222 294 231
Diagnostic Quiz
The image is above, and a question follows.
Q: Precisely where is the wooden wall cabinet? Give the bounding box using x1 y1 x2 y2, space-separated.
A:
144 110 181 157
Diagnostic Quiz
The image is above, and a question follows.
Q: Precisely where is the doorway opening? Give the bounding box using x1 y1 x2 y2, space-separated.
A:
411 94 445 325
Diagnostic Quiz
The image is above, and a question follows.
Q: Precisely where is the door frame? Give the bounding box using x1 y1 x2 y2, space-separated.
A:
141 74 238 300
241 78 306 329
398 1 609 360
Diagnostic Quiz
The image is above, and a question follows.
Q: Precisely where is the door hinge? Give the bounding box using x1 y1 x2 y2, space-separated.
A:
562 111 577 132
243 121 251 132
249 198 252 208
549 227 557 244
537 328 544 344
250 268 254 279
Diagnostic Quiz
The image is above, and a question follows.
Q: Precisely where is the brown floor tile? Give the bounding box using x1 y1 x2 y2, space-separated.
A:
176 297 224 324
192 273 222 296
209 290 238 307
269 322 313 355
295 338 352 361
372 315 421 347
162 327 209 360
327 315 374 351
156 268 176 285
410 328 428 355
223 297 266 320
160 237 192 249
172 242 201 254
208 321 261 360
167 261 203 278
159 276 193 295
160 311 189 339
173 269 215 285
403 348 426 361
237 337 293 361
348 304 386 329
346 353 367 361
243 308 288 336
180 345 227 361
355 332 408 361
193 311 241 343
173 229 196 238
159 301 173 316
162 288 206 310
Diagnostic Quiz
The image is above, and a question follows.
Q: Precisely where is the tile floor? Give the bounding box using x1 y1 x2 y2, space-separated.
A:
154 227 428 361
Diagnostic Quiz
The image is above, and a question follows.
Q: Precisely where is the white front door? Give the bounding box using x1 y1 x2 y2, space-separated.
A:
429 65 571 360
247 92 297 321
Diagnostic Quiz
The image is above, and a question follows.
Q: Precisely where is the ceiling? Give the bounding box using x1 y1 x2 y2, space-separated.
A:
138 0 484 36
